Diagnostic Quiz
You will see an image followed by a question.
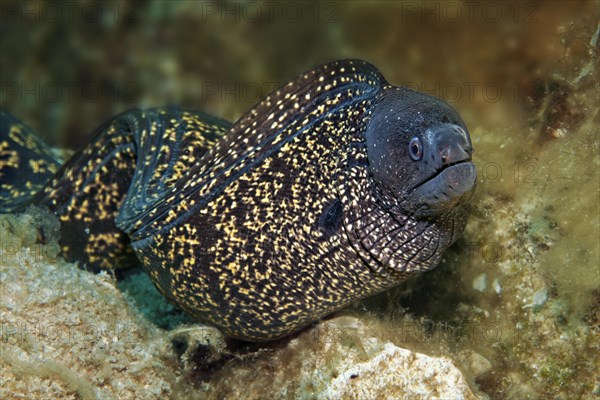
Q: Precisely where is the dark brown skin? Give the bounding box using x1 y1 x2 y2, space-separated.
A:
0 60 476 341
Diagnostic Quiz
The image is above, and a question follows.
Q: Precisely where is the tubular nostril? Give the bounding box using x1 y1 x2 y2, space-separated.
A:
441 148 449 164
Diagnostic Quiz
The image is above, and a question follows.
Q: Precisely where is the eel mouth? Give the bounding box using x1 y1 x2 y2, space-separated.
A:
411 157 474 192
406 159 477 216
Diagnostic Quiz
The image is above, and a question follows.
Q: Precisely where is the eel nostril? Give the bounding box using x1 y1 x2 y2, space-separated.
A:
441 148 449 164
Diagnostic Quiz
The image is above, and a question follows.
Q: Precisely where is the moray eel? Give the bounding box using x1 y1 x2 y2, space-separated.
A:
0 60 476 341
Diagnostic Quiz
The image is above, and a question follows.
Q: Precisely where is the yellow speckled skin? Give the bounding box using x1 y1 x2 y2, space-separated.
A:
0 112 61 211
0 60 476 341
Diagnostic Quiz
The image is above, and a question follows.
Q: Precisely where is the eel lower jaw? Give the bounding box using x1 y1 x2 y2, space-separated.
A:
405 160 477 217
410 157 473 191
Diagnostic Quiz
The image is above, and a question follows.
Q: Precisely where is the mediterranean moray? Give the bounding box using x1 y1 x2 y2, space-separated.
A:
0 60 476 341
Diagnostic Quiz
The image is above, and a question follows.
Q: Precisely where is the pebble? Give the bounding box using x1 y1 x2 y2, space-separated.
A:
473 273 487 292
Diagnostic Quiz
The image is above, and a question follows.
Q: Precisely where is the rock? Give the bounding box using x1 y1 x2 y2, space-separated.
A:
199 316 479 399
0 208 180 400
322 342 477 400
461 351 492 378
473 273 487 292
532 288 549 308
492 278 502 295
169 324 227 371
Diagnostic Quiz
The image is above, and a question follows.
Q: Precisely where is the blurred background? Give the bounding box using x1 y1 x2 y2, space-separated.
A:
0 0 596 148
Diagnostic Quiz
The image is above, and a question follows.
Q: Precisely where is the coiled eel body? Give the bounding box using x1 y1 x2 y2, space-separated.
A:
0 60 476 341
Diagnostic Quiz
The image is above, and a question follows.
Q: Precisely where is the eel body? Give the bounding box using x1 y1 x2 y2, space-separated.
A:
0 60 476 341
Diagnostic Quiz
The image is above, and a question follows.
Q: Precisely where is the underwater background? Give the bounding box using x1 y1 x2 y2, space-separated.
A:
1 1 598 399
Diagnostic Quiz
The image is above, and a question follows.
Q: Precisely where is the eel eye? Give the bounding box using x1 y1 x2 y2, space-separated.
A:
409 137 423 161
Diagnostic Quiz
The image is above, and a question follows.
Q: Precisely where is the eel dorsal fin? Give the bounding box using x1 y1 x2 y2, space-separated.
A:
116 108 231 232
124 59 384 243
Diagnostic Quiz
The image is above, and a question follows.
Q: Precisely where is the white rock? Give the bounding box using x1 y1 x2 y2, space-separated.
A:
492 278 502 294
320 341 476 400
462 350 492 377
532 288 548 308
473 273 487 292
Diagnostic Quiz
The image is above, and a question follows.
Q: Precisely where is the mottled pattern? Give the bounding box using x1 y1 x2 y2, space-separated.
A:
0 111 61 212
0 60 475 341
2 108 230 270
